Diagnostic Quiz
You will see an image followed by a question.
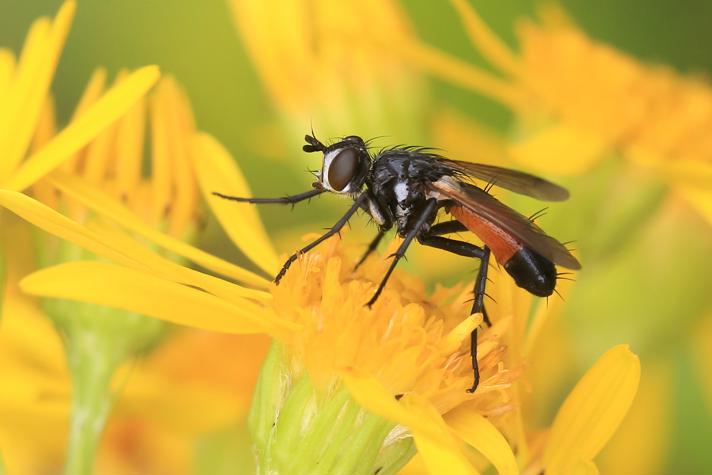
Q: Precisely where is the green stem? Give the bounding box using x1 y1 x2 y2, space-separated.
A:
64 330 121 475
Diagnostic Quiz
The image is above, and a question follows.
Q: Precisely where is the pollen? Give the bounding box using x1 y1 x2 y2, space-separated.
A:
271 235 517 415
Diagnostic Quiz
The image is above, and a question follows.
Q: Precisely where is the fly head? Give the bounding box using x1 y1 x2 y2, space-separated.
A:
303 133 371 195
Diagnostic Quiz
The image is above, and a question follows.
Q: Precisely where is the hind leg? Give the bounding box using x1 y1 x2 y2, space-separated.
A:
418 234 491 393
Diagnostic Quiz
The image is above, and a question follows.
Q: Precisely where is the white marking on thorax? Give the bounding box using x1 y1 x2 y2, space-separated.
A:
393 180 410 226
394 181 409 203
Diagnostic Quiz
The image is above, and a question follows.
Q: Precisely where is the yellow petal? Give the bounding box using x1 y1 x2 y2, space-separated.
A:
341 369 441 442
448 0 520 76
664 160 712 225
405 397 479 475
114 92 146 196
431 108 509 167
20 261 293 336
69 68 108 119
509 122 610 175
597 360 672 475
4 65 160 191
85 219 271 304
0 285 66 376
160 77 198 235
414 428 479 475
82 112 116 183
60 68 108 173
0 190 141 269
439 314 481 355
35 96 58 151
0 190 270 310
149 81 173 220
191 132 280 275
390 37 525 110
341 369 477 475
49 172 270 288
445 405 519 475
673 184 712 228
543 345 641 475
569 460 599 475
0 1 75 179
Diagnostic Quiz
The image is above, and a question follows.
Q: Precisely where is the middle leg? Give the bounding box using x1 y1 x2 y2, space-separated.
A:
354 229 386 270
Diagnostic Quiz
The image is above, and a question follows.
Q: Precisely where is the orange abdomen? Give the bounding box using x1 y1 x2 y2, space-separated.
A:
449 205 521 265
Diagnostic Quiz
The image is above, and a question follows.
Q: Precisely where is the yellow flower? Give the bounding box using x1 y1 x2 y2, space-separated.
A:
228 0 426 156
0 226 268 474
0 0 158 360
0 127 640 473
392 0 712 224
0 0 159 193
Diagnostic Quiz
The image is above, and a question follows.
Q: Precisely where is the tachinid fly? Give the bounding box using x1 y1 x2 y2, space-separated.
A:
214 133 581 392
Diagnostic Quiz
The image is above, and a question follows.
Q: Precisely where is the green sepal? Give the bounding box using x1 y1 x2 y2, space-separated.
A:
249 343 415 475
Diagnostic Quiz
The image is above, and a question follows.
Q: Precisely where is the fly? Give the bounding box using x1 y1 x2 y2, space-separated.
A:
214 133 581 392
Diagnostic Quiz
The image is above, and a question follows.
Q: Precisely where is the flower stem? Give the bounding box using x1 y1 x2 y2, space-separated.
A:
63 330 120 475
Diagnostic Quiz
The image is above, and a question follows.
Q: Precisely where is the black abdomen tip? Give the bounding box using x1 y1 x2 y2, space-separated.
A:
504 247 557 297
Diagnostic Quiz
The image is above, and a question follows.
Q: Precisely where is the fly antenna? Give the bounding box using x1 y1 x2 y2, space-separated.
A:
303 126 326 153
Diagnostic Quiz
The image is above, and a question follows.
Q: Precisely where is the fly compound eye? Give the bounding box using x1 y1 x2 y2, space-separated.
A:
327 148 359 191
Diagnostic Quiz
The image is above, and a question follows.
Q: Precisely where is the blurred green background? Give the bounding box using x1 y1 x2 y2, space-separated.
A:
2 0 711 473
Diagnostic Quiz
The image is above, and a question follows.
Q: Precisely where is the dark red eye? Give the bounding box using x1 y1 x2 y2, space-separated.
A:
328 148 359 191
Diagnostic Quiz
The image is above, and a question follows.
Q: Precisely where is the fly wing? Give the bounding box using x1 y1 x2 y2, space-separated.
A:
431 178 581 269
439 159 569 201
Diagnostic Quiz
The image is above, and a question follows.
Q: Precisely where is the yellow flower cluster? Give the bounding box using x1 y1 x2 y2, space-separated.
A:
394 0 712 223
0 1 643 474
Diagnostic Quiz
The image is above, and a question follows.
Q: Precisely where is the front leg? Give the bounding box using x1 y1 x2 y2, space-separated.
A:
275 194 367 284
213 187 324 205
366 199 438 307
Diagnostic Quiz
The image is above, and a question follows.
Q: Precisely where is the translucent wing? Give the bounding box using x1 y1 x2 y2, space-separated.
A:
439 159 569 201
431 178 581 269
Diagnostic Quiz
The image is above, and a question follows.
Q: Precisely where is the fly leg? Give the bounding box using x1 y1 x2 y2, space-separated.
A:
213 187 324 205
428 220 468 235
471 246 491 325
365 199 438 308
427 221 492 325
354 229 386 270
417 234 491 393
274 194 367 284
